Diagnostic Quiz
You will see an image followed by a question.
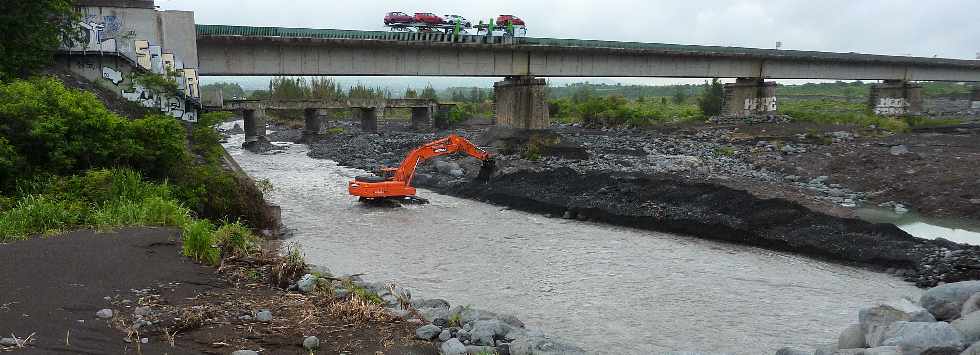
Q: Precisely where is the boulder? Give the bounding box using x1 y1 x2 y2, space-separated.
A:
415 324 441 340
860 299 936 346
297 274 318 293
953 311 980 344
439 329 452 342
922 281 980 320
860 347 900 355
457 307 499 326
96 309 114 319
231 351 259 355
962 341 980 355
302 336 320 351
814 343 838 355
0 338 17 347
508 330 586 355
775 347 810 355
890 145 910 156
441 338 467 355
497 314 526 329
470 320 512 346
880 321 964 355
255 309 273 322
840 324 867 349
412 298 451 309
962 293 980 318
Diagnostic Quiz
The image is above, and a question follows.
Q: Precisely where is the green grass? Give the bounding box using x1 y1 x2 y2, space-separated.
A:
779 99 910 132
213 221 260 258
90 196 191 230
0 195 86 240
181 219 219 265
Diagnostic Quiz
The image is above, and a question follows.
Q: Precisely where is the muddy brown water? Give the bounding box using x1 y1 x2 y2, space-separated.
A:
223 127 920 354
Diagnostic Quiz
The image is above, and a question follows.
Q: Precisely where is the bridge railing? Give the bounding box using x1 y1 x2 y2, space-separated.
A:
196 24 519 45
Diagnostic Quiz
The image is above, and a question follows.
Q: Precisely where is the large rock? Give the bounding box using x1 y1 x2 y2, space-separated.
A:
962 293 980 318
921 281 980 321
775 348 810 355
297 274 318 293
814 343 838 355
470 320 512 346
860 347 900 355
508 330 586 355
880 321 964 355
953 311 980 344
302 336 320 351
441 338 467 355
415 324 441 340
860 299 937 346
465 345 497 354
839 323 867 349
962 341 980 355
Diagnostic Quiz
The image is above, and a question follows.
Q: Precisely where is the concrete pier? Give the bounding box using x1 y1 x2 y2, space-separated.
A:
411 106 432 130
434 104 453 130
357 107 380 133
242 109 266 144
971 86 980 110
722 78 777 118
302 108 325 141
870 80 923 116
494 76 550 130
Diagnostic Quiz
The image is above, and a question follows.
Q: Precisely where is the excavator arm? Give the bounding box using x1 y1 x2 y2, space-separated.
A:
349 134 494 201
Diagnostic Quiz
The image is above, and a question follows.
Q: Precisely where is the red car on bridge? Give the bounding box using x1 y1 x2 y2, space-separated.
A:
414 13 444 26
384 12 413 25
496 15 525 27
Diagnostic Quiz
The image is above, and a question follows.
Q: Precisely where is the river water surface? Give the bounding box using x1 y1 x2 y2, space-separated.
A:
223 128 920 354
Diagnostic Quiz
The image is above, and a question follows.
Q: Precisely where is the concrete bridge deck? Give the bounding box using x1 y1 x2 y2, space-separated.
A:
196 24 980 81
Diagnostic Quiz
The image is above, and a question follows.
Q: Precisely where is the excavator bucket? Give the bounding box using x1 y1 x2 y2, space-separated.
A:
476 158 495 181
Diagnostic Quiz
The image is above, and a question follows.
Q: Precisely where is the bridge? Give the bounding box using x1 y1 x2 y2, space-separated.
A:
195 25 980 122
57 1 980 129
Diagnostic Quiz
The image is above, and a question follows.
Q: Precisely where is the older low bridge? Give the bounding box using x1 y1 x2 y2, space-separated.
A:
224 98 451 144
196 25 980 124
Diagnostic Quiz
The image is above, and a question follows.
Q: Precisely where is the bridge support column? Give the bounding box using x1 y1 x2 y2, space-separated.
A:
242 109 267 148
434 104 452 130
411 106 432 131
301 108 324 141
493 76 550 130
870 80 922 116
722 78 777 118
356 107 380 133
971 86 980 110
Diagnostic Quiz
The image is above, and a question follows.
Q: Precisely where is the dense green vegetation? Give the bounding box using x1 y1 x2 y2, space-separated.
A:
201 82 248 100
0 0 80 81
548 80 724 127
0 77 265 264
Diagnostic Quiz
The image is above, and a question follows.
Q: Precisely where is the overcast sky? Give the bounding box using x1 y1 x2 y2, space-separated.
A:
156 0 980 88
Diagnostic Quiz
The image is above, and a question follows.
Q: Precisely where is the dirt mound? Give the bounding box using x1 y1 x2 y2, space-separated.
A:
434 168 980 287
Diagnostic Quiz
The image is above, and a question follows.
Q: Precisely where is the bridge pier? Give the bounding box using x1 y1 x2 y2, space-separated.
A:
301 108 325 141
356 107 381 133
722 78 777 118
435 104 453 130
494 76 550 130
411 106 432 131
971 86 980 110
870 80 922 116
242 109 268 147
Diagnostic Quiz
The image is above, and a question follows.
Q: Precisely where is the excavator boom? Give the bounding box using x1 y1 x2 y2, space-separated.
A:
348 134 494 201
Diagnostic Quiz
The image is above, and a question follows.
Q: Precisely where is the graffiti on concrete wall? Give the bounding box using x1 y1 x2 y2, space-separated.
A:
134 40 151 70
101 66 123 85
182 69 199 99
743 97 778 113
874 98 909 116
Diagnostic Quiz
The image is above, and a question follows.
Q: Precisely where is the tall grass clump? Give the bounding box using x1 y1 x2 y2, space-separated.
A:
213 221 260 258
90 196 191 229
182 219 219 265
0 195 86 241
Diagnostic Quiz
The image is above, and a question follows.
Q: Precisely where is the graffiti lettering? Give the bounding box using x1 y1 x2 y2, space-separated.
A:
135 40 151 70
874 98 909 116
743 97 778 113
101 67 123 85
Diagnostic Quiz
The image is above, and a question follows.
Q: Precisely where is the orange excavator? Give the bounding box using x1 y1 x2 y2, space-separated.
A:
348 134 494 202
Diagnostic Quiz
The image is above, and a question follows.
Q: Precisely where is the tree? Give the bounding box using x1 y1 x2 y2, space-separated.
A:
697 78 725 116
420 85 438 100
450 89 466 102
0 0 80 81
404 88 418 99
672 88 689 104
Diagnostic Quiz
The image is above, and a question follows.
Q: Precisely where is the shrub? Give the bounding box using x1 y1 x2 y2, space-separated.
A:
181 219 219 265
697 79 724 116
0 195 86 241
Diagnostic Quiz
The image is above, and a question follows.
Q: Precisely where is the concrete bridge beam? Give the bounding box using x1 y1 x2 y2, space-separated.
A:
870 80 923 116
494 76 550 130
722 78 777 118
411 106 432 131
357 107 381 133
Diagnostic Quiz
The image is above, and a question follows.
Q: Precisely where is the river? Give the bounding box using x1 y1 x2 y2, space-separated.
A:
222 127 920 354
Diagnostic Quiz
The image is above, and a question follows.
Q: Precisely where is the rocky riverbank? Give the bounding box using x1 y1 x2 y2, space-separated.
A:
778 280 980 355
299 122 980 288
